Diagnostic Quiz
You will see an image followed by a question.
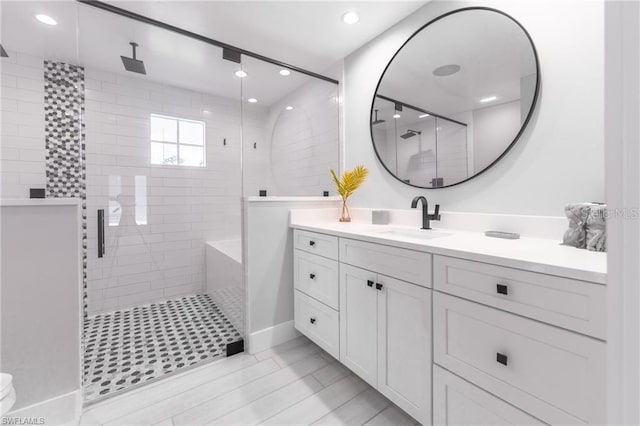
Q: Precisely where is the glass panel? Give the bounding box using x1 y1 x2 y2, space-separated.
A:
240 57 340 196
77 2 243 403
151 115 178 142
179 120 205 145
179 145 204 167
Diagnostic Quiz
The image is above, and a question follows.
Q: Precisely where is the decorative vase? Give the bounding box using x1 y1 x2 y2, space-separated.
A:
339 199 351 222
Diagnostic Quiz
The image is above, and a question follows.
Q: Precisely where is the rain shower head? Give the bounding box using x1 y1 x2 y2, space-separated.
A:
0 44 8 58
400 129 422 140
121 42 146 75
371 109 386 126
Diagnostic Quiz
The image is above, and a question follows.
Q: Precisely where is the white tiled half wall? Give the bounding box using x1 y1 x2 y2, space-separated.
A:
0 51 46 198
84 69 244 314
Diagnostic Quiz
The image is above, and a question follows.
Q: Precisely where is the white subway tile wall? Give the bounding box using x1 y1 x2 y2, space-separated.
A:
0 51 46 198
84 69 243 314
243 78 339 197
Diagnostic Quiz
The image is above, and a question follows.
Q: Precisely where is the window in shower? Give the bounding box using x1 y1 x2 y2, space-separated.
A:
150 114 206 167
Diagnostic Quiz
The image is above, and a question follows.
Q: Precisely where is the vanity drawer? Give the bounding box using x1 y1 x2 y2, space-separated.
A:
433 255 606 339
339 238 432 287
294 290 339 359
294 249 339 309
294 229 338 260
433 365 544 426
433 292 605 425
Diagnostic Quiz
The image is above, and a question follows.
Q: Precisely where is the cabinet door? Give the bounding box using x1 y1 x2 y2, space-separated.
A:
339 263 378 387
377 274 431 425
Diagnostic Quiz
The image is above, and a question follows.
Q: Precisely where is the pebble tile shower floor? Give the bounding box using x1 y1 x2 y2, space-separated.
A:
83 294 241 402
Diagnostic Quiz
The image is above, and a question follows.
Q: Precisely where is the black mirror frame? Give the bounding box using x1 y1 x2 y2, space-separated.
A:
370 6 541 189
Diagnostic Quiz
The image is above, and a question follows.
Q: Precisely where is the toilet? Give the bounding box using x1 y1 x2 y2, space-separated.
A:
0 374 16 416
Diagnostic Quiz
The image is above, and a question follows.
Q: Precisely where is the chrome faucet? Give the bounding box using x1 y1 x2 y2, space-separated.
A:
411 196 441 230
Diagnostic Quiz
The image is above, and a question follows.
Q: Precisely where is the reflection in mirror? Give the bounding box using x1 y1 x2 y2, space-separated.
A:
371 7 539 188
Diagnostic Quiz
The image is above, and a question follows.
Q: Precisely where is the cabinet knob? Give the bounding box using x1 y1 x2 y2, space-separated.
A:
309 273 316 280
310 317 316 324
375 283 383 291
367 280 374 287
496 352 508 366
496 284 509 295
309 241 316 247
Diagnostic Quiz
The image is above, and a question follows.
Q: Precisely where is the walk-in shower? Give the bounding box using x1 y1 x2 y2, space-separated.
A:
0 0 339 404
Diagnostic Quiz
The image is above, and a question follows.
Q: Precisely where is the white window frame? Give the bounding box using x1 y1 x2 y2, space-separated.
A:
150 114 206 167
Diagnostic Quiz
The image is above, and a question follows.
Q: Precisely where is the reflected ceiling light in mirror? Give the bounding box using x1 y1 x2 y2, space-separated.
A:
432 64 460 77
480 96 497 103
342 11 360 24
419 113 430 118
393 113 401 119
235 70 247 78
247 98 258 103
279 69 291 76
35 14 57 25
285 106 294 111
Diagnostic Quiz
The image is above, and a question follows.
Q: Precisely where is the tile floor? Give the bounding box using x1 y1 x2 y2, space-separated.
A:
83 294 242 402
80 336 419 426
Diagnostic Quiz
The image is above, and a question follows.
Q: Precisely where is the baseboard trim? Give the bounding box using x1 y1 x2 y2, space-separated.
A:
7 389 81 425
248 320 300 354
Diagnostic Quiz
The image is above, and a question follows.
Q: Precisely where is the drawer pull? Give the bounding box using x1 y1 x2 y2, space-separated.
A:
376 283 383 291
367 280 374 287
309 273 316 280
310 317 316 324
496 284 509 295
309 241 316 247
496 352 508 366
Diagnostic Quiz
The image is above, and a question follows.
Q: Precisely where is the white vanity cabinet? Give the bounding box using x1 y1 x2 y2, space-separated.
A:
291 225 606 426
293 230 432 425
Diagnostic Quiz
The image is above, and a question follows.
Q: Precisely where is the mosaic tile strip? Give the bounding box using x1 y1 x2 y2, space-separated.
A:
83 294 241 402
44 60 88 318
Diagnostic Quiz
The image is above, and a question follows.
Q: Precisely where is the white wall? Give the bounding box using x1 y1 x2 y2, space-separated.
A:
343 0 605 216
473 100 521 171
0 201 81 413
0 51 46 198
84 69 243 313
244 198 340 351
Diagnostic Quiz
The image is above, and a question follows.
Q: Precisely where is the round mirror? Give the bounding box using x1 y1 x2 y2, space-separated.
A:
371 7 540 188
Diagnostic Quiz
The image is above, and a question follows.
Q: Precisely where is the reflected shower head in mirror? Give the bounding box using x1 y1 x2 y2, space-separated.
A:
400 129 421 139
372 109 386 125
121 42 146 75
0 44 8 58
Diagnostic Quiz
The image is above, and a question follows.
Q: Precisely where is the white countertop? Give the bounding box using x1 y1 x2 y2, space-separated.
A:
0 198 81 207
290 220 607 285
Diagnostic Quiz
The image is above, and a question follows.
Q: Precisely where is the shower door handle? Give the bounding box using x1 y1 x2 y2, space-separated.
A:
97 209 105 258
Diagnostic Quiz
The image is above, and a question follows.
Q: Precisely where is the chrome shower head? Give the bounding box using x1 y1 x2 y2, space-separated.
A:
121 42 146 75
400 129 421 139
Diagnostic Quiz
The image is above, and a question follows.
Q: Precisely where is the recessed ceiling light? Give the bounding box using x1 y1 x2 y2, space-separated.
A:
480 96 497 103
342 11 359 24
433 64 461 77
285 106 294 111
35 14 57 26
419 114 430 118
235 70 247 78
393 113 401 119
248 98 258 103
279 69 291 76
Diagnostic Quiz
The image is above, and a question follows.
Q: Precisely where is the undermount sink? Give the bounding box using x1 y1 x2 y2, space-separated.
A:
369 227 451 240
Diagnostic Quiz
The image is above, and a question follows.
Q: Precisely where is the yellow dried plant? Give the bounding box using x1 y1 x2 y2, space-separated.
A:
330 165 368 222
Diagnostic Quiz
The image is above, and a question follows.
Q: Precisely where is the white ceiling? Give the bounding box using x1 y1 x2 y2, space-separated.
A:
0 1 426 105
101 1 427 74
